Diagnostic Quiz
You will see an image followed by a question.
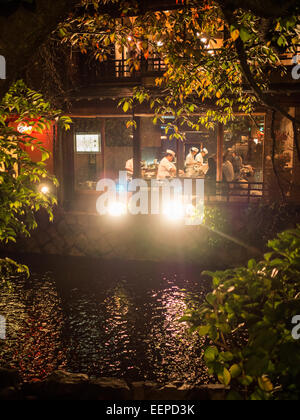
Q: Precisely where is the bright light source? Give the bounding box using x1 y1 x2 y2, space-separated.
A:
17 123 33 135
254 138 259 144
127 36 133 42
185 204 196 217
107 202 127 217
197 33 208 43
163 200 185 221
157 41 164 47
40 185 50 195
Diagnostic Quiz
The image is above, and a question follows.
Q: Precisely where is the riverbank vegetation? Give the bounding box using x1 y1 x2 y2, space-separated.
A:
182 226 300 400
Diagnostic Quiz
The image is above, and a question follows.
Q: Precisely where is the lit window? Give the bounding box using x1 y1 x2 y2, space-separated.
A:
75 133 101 153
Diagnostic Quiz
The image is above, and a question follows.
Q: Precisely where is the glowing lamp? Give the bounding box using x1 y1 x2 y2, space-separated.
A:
107 202 127 217
163 201 185 221
17 123 33 135
40 185 50 195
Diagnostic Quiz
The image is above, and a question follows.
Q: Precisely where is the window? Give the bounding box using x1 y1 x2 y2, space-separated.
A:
73 119 103 191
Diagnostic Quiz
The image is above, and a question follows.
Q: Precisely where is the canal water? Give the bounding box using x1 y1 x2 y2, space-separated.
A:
0 255 212 385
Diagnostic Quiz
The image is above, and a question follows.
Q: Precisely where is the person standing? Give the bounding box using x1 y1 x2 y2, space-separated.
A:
125 158 134 179
157 150 177 179
185 147 199 177
222 155 235 182
196 148 208 166
205 155 217 196
232 151 243 179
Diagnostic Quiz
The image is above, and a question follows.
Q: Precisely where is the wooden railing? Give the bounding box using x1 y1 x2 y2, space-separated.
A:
139 179 266 205
205 181 266 203
78 47 300 86
80 57 166 85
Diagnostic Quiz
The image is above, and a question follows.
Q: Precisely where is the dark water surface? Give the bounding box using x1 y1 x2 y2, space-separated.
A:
0 255 212 385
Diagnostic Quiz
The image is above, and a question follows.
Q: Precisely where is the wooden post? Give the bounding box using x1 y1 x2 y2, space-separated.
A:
133 115 141 179
59 125 75 210
176 138 184 177
101 119 106 178
217 123 224 182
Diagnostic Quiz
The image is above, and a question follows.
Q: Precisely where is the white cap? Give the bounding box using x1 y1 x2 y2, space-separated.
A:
191 147 199 153
166 149 176 157
202 148 208 155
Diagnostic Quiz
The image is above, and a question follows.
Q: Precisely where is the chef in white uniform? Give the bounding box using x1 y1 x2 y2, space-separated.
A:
157 150 177 179
125 158 134 179
196 148 208 166
185 147 199 177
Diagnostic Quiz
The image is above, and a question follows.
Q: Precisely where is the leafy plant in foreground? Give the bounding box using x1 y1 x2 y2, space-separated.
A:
0 81 72 278
181 227 300 400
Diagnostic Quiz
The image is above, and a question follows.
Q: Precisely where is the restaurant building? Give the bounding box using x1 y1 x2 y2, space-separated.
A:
44 49 299 214
9 1 300 263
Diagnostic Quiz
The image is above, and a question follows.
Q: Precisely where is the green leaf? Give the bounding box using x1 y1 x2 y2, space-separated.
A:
258 376 273 393
218 368 231 386
229 364 242 379
123 102 130 113
204 346 219 363
227 391 243 400
238 376 253 387
240 27 252 42
220 352 234 362
206 293 217 306
197 325 210 336
42 151 50 162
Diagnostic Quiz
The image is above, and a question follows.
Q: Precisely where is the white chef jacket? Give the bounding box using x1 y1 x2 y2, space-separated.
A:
195 153 204 165
185 153 196 167
125 159 133 174
157 157 176 179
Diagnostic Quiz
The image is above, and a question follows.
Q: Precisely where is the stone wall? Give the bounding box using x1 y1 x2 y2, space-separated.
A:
2 205 254 267
0 368 228 401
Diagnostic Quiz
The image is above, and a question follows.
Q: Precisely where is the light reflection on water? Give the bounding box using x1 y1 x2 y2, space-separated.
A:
0 261 211 385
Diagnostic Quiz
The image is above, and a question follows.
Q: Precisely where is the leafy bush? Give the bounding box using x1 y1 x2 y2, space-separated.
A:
0 81 71 277
181 227 300 400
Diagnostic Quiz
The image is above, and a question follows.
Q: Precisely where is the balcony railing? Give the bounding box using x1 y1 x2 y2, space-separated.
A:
79 57 166 85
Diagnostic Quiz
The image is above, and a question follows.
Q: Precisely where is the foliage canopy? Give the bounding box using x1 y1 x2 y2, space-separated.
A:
57 0 300 139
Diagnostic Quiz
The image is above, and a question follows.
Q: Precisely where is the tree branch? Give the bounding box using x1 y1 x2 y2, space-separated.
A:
218 6 300 167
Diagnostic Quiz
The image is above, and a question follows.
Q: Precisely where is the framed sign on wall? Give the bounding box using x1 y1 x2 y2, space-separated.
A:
75 133 101 153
